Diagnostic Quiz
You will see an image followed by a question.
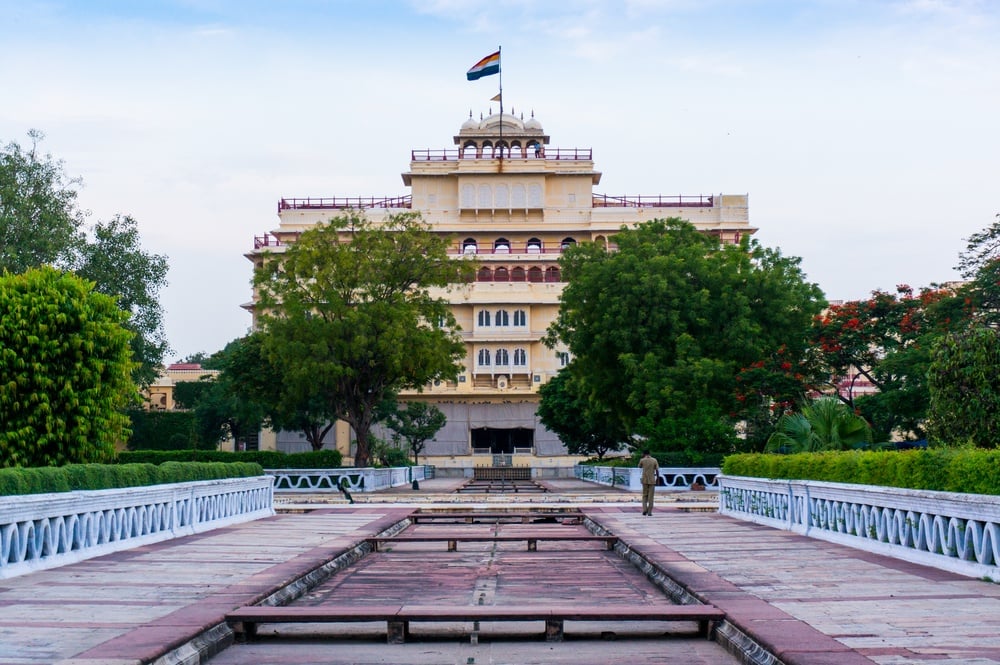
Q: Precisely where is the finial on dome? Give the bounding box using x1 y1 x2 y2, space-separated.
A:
480 112 483 120
468 110 473 118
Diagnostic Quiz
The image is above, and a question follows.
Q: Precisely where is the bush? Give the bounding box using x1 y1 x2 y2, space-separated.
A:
722 449 1000 495
116 449 342 468
0 461 264 496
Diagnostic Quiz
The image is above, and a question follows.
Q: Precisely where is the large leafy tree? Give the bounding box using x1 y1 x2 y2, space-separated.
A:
537 371 627 460
812 285 966 441
0 132 169 384
956 213 1000 327
927 326 1000 447
765 396 872 453
546 218 824 456
215 333 336 451
0 267 136 467
253 212 471 466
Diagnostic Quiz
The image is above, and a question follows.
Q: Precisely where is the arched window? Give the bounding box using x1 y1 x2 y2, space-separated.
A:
478 348 491 366
511 266 526 282
513 309 527 327
494 266 509 282
513 348 527 366
545 266 561 282
462 142 478 159
526 237 542 253
557 351 570 367
528 266 543 283
495 349 510 366
495 309 510 326
494 237 510 254
462 238 478 254
478 310 491 327
477 267 493 282
560 237 577 251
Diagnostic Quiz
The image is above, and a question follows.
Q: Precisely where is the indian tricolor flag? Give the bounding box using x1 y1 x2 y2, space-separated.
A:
467 51 500 81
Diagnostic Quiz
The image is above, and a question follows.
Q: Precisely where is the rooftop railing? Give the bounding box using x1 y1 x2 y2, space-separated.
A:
411 148 593 161
277 196 412 213
592 194 714 208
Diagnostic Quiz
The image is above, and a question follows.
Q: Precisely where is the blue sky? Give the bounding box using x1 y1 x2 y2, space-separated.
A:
2 0 998 360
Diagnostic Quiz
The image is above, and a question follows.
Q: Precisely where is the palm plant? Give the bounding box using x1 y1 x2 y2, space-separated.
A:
765 397 872 453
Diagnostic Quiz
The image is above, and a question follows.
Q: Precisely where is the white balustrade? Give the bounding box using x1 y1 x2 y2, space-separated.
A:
718 475 1000 580
0 476 275 579
266 466 427 492
574 465 720 491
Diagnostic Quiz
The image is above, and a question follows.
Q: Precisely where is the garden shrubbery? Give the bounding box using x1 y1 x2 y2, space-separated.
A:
116 449 342 468
0 461 263 496
723 449 1000 495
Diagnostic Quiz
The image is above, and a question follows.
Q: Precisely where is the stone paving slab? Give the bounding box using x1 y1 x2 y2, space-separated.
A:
2 490 999 664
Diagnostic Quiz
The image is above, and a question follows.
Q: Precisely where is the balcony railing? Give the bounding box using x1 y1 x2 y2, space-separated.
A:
278 196 412 213
411 148 593 162
592 194 714 208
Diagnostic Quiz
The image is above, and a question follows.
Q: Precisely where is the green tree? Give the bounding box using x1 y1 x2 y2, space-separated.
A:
0 267 136 467
0 130 83 273
381 400 446 465
74 214 169 386
957 213 1000 327
546 218 824 456
0 132 170 383
927 326 1000 447
537 370 627 460
253 212 470 466
764 396 872 453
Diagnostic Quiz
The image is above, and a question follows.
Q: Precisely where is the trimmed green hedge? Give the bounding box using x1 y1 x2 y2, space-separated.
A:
722 449 1000 495
0 462 264 496
115 449 343 469
581 451 726 467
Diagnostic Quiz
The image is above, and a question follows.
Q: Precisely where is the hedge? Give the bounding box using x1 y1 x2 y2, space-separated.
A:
115 449 343 469
722 449 1000 495
0 462 264 496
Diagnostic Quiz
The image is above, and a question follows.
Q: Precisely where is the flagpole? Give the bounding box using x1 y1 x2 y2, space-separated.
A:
498 45 503 159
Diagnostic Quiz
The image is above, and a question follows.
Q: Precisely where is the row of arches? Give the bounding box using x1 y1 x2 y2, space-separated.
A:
461 237 576 255
476 266 561 283
477 309 527 327
460 140 544 160
476 347 529 367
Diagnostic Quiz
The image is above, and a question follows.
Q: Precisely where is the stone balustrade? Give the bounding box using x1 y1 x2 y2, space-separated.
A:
574 465 720 491
266 466 428 492
0 476 274 579
718 475 1000 579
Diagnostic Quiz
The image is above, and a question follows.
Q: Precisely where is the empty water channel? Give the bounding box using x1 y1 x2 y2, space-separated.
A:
208 509 747 665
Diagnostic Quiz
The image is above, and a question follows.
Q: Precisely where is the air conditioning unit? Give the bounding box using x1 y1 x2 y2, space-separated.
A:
497 375 509 390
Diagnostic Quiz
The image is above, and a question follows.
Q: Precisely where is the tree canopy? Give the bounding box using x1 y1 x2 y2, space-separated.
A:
927 326 1000 447
0 132 169 385
253 211 471 466
0 267 136 467
545 218 825 456
379 400 447 465
536 371 627 460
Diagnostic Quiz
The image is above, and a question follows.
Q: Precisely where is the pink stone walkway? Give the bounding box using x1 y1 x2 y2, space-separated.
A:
1 495 999 664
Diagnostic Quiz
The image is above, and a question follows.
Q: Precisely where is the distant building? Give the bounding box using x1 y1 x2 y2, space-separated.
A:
245 110 756 468
144 363 217 411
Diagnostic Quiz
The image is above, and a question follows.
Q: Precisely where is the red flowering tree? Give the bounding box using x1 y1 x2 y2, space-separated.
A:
811 284 968 441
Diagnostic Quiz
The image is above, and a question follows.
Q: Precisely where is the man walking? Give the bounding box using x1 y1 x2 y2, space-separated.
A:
639 450 659 516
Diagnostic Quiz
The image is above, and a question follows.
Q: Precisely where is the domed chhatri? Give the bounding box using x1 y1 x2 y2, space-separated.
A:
455 110 549 160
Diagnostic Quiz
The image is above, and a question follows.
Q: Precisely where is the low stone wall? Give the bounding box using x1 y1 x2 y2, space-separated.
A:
265 466 428 492
719 475 1000 580
0 476 275 579
574 465 721 491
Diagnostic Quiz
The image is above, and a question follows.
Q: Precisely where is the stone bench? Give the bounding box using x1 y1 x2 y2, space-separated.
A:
226 603 725 643
408 511 585 524
367 534 617 552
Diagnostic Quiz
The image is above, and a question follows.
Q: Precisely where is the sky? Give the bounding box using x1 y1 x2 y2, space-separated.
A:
1 0 998 362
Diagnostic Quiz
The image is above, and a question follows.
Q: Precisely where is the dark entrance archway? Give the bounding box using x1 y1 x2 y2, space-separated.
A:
471 427 534 454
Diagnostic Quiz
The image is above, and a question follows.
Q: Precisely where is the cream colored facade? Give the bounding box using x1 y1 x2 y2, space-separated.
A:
247 111 755 466
144 363 218 411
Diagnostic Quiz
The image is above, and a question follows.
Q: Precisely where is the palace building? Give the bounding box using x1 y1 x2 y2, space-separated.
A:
246 110 755 470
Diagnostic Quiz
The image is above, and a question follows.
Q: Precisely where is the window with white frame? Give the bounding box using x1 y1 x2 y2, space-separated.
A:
495 309 510 326
478 348 492 366
513 348 527 366
495 348 510 366
557 351 570 367
478 310 491 327
513 309 526 327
